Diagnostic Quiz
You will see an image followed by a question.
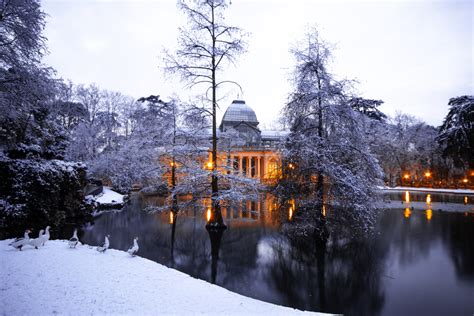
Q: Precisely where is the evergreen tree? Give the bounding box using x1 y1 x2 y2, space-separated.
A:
437 95 474 169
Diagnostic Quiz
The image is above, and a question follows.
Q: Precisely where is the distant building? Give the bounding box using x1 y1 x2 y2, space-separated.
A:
214 100 288 182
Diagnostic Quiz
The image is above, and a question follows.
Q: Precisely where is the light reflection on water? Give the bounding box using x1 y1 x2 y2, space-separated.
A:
77 193 474 315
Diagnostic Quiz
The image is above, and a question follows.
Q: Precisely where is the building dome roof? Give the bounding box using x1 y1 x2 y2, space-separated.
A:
221 100 259 124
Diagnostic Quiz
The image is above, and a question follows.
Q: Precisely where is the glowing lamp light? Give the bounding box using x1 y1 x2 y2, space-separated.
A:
323 205 326 217
288 207 293 220
170 161 175 167
426 194 431 205
404 174 410 180
424 171 431 178
169 212 174 224
404 208 411 218
405 191 410 203
206 161 213 169
288 163 295 170
206 207 212 222
426 209 433 221
464 196 468 205
462 178 468 183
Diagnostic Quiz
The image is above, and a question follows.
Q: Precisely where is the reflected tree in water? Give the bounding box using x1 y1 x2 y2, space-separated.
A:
274 210 386 315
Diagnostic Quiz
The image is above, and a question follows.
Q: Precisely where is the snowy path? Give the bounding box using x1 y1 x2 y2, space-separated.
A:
0 240 321 315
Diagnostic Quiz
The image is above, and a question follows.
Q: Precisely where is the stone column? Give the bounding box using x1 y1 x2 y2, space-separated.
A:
246 156 250 177
239 155 243 175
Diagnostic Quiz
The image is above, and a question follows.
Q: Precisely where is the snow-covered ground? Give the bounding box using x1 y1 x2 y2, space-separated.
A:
379 186 473 212
0 240 322 315
87 186 126 208
381 186 474 195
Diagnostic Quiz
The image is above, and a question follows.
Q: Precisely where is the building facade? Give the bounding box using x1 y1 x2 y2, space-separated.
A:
214 100 288 183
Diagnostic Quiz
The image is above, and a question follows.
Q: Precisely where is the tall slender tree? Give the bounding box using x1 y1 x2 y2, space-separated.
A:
165 0 246 226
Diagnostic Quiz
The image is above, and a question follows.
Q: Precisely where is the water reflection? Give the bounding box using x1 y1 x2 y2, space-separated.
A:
426 209 433 221
77 193 474 315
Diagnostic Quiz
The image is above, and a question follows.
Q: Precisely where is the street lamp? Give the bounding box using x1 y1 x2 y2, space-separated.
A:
206 207 212 222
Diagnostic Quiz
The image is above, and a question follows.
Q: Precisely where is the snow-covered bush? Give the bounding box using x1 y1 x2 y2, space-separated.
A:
0 157 91 237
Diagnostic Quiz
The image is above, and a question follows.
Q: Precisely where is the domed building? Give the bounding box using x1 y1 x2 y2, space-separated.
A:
220 100 261 144
215 100 288 182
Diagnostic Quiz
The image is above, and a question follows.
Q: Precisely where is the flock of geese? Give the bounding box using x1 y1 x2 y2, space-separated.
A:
9 227 140 257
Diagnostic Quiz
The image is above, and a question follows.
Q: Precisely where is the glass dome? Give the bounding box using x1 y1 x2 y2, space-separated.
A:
221 100 259 124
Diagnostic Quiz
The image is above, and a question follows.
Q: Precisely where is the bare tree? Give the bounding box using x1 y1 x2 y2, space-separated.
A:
165 0 246 226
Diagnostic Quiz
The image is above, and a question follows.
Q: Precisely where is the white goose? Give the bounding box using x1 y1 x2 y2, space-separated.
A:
69 229 79 248
42 226 51 246
29 229 45 249
97 235 110 253
9 230 31 251
127 237 139 257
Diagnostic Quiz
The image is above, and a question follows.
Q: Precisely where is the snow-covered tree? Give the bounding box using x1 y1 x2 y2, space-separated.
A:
437 95 473 169
0 0 67 159
165 0 247 227
280 28 383 235
0 0 92 235
348 97 386 122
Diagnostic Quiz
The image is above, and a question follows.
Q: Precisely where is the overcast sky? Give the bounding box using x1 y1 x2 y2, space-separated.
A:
42 0 472 128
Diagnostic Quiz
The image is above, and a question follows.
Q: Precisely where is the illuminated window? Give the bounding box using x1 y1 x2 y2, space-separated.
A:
268 159 278 178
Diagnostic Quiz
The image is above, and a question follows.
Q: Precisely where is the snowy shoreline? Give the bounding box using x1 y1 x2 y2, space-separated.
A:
0 240 323 315
86 186 126 210
380 186 474 195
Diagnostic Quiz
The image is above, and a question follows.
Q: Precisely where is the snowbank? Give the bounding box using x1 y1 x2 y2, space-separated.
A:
380 186 474 195
87 186 126 209
0 240 322 315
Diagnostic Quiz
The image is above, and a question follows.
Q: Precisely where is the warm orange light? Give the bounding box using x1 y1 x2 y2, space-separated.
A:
289 199 296 210
288 207 293 220
404 174 410 179
424 171 431 178
170 161 175 167
464 196 468 205
206 161 213 169
404 207 411 218
426 194 431 205
426 209 432 221
288 163 295 169
405 191 410 203
206 207 212 222
169 212 174 224
462 178 468 183
322 205 326 217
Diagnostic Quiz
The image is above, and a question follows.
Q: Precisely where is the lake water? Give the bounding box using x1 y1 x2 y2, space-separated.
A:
76 192 474 315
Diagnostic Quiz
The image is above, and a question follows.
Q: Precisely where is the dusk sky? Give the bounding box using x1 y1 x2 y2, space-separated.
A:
42 0 472 128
